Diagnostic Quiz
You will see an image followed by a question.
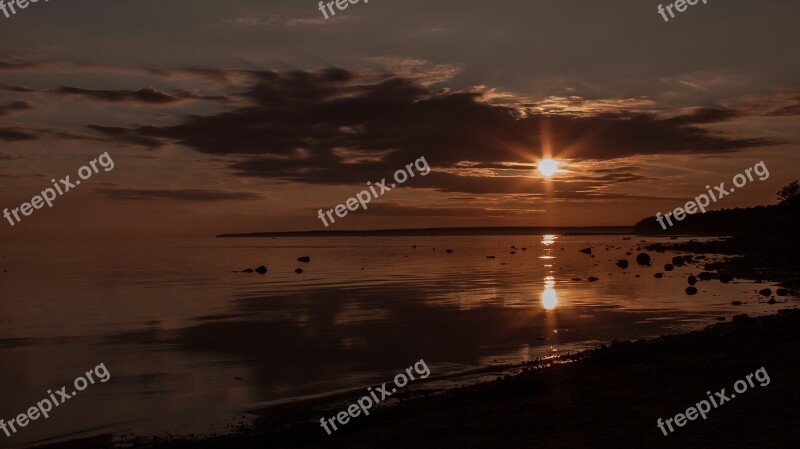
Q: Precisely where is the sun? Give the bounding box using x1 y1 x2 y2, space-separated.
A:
538 158 559 177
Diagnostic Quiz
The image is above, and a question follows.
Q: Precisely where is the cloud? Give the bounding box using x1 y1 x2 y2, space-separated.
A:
82 67 775 195
1 84 228 105
97 188 264 202
0 100 34 116
0 127 37 141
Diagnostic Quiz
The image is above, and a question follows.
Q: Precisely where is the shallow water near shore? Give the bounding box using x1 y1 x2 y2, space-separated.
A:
0 234 792 447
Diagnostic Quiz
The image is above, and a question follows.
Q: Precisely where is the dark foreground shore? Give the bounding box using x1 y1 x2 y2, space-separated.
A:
49 306 800 449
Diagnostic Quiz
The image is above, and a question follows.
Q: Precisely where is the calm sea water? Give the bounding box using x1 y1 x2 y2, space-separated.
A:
0 235 790 447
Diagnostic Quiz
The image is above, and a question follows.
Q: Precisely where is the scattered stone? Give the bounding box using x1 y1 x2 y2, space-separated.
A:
671 256 686 266
486 256 496 259
654 273 664 278
255 266 267 274
625 251 632 256
297 256 311 263
537 337 548 340
719 274 734 283
588 276 600 282
571 278 583 281
295 268 303 274
731 301 743 306
682 255 694 263
758 288 772 297
242 268 254 273
664 263 674 271
768 297 777 304
635 274 640 278
446 249 453 253
685 286 698 295
688 275 697 285
616 260 629 269
521 248 527 251
412 245 417 249
579 247 593 254
510 251 517 254
776 288 790 296
698 272 714 281
636 253 651 266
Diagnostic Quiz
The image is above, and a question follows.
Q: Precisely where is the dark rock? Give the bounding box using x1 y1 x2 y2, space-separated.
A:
486 256 496 259
636 253 651 266
671 256 686 266
731 301 743 306
654 273 664 278
625 251 632 256
242 268 254 273
588 276 600 282
776 288 790 296
635 274 640 278
510 251 517 254
295 268 303 274
685 286 698 295
521 248 527 251
759 288 772 297
412 245 417 249
255 266 267 274
732 314 752 324
297 256 311 263
698 272 714 281
579 247 593 254
719 274 734 283
768 297 777 304
682 255 693 263
664 263 674 271
716 317 726 321
616 260 629 269
688 275 697 285
571 278 583 281
446 249 453 253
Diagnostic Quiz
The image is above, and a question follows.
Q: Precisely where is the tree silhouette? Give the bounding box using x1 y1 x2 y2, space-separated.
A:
777 180 799 205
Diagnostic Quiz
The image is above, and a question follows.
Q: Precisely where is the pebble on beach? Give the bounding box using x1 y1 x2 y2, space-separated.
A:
297 256 311 263
685 286 698 295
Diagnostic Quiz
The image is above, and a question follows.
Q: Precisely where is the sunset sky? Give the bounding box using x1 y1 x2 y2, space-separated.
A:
1 0 799 237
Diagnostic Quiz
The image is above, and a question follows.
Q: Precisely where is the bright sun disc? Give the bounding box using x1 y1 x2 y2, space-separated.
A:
538 158 559 177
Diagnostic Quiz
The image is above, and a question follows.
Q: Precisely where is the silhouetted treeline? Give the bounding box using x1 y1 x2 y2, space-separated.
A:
634 180 800 236
633 202 800 235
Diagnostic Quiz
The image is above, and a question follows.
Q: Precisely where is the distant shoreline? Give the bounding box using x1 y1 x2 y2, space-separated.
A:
217 226 634 238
